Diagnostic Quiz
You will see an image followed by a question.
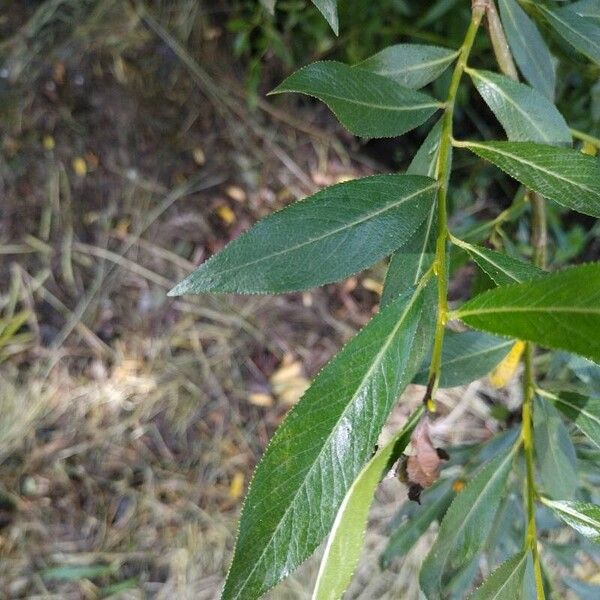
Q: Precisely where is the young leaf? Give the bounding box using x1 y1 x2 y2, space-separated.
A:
459 141 600 218
311 0 338 35
541 498 600 543
457 264 600 364
381 480 454 568
459 243 545 286
357 44 459 89
540 4 600 66
270 61 441 138
467 69 571 145
548 391 600 450
468 551 528 600
498 0 556 99
381 117 447 305
312 408 423 600
413 330 513 388
169 174 436 295
419 445 516 599
221 284 436 600
534 396 578 500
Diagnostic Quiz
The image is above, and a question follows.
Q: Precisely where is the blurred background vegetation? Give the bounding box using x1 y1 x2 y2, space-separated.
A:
0 1 599 598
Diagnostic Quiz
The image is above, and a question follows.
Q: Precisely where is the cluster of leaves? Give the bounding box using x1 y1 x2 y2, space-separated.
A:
172 1 600 598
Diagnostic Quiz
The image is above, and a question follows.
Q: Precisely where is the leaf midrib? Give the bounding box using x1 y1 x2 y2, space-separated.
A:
466 142 598 199
225 288 423 600
367 51 458 77
547 501 600 529
541 6 600 56
470 70 561 143
460 305 600 317
198 181 437 279
466 245 525 283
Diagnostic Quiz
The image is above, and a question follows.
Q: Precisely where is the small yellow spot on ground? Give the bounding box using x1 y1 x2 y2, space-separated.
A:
229 471 245 499
216 205 236 225
43 135 55 151
72 157 87 177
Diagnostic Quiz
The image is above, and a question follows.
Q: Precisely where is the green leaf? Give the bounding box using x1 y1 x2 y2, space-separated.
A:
547 391 600 450
541 498 600 543
419 445 516 599
311 0 338 35
357 44 459 89
467 69 570 145
534 396 578 500
381 117 447 305
270 61 441 138
381 480 454 568
540 4 600 66
221 284 436 600
457 264 600 364
468 552 528 600
41 564 115 581
312 408 422 600
572 0 600 22
458 243 545 286
460 141 600 218
414 330 514 388
169 174 437 295
498 0 556 100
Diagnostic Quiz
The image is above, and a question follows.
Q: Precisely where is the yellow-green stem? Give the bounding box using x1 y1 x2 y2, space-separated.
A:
427 7 485 400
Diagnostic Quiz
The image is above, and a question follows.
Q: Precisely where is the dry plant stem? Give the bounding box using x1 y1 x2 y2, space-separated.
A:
427 6 485 399
485 3 546 597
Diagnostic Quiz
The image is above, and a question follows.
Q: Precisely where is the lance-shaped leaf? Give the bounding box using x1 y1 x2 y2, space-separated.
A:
547 391 600 450
541 498 600 543
381 118 447 305
458 141 600 218
221 284 436 600
381 479 454 568
419 445 516 599
169 174 436 296
457 242 545 286
468 552 529 600
457 264 600 364
498 0 556 99
534 397 578 500
357 44 459 89
414 330 513 388
312 408 423 600
270 61 441 138
311 0 338 35
540 4 600 66
467 69 570 145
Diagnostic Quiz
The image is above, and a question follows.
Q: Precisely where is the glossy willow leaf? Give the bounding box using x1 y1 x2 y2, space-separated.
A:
468 552 528 600
312 409 422 600
540 4 600 66
381 118 446 305
457 264 600 364
549 391 600 450
498 0 556 99
534 397 578 500
270 62 441 138
357 44 458 89
467 69 570 145
419 445 516 599
169 175 436 295
381 479 454 568
460 141 600 218
460 243 544 286
414 330 513 388
221 284 436 600
541 498 600 543
311 0 338 35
